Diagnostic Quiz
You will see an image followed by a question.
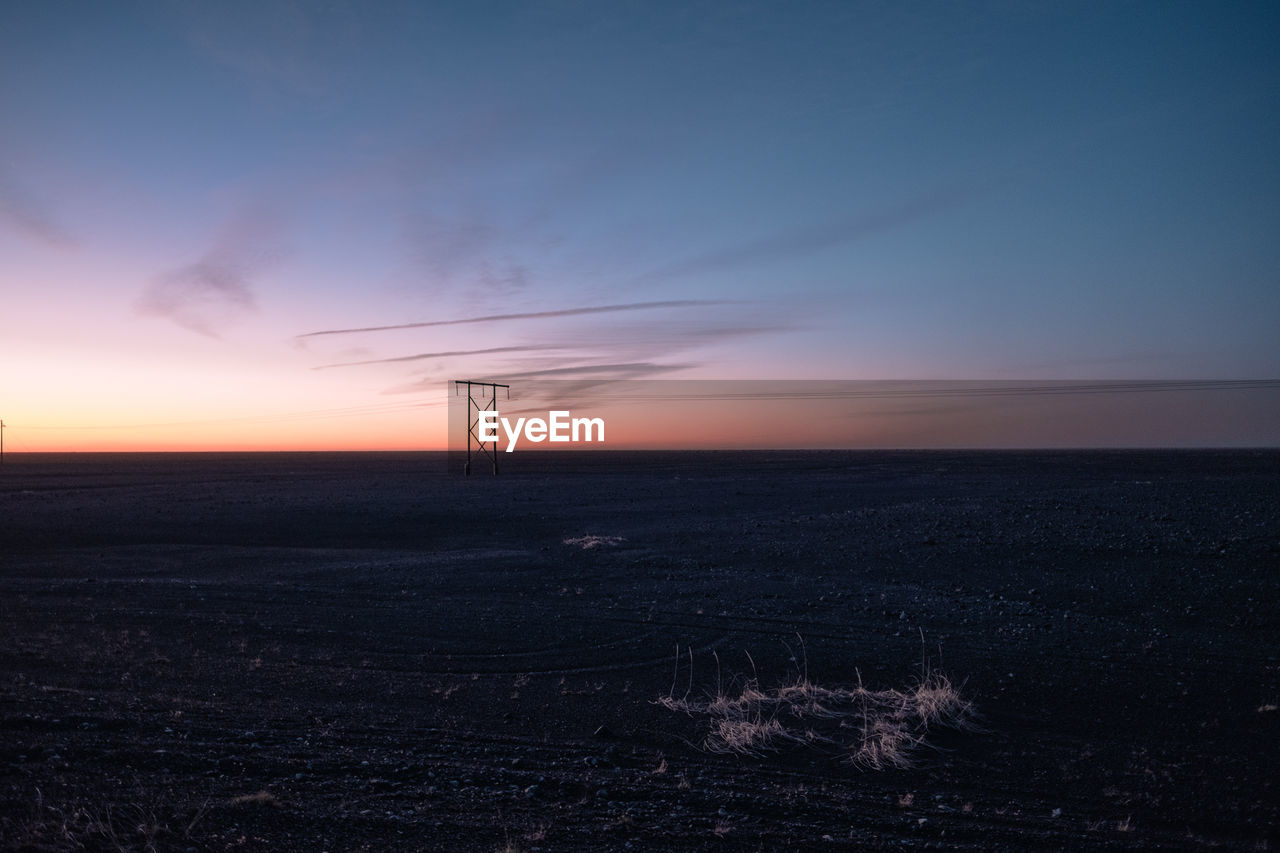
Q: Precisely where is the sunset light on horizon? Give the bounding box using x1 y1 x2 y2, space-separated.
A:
3 2 1278 452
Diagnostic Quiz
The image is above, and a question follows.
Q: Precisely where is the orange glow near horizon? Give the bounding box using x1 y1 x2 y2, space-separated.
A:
8 381 1280 453
6 399 448 453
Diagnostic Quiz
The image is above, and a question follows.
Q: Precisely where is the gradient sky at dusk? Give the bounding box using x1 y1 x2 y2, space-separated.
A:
3 1 1278 450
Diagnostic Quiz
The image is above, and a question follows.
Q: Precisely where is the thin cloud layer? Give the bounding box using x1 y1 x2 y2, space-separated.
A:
402 212 500 288
298 297 794 404
179 1 347 99
387 362 694 397
314 344 565 370
296 300 731 339
136 260 256 338
633 185 982 285
0 169 75 248
137 206 284 337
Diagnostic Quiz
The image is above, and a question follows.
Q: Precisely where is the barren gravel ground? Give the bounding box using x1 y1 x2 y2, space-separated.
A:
1 450 1277 851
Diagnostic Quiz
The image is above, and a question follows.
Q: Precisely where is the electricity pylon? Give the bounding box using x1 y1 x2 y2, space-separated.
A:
454 381 508 475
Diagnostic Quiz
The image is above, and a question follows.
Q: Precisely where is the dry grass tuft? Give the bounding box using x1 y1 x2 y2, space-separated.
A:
562 535 626 549
6 785 208 853
230 790 282 808
656 643 975 768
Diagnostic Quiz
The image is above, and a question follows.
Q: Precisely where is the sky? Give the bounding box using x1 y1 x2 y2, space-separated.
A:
2 1 1278 451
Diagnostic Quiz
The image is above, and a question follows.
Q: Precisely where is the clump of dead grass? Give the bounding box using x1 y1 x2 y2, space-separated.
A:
229 789 283 808
656 640 974 769
5 784 210 853
562 535 626 549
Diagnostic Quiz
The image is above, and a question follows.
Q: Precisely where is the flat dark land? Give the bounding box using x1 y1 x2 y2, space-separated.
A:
1 450 1277 851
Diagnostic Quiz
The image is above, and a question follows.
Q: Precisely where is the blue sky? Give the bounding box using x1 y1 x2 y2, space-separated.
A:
2 1 1277 449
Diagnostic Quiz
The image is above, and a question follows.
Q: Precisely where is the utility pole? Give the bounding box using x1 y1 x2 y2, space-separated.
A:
454 381 509 475
1 419 5 465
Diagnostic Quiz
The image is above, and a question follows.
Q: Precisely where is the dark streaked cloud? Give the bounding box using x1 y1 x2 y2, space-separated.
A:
296 300 732 339
385 362 694 397
302 301 797 401
314 344 563 370
475 362 695 382
543 379 1280 402
538 321 797 352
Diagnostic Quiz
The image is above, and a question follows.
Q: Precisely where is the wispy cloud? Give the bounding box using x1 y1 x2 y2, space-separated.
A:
402 211 498 287
136 205 284 337
314 344 565 370
633 185 981 285
180 1 341 98
0 168 75 248
136 260 256 337
300 299 797 401
296 300 732 339
385 362 694 397
995 351 1194 376
485 362 695 381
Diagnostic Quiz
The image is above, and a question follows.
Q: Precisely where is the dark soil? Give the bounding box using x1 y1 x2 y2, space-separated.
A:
1 450 1277 851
